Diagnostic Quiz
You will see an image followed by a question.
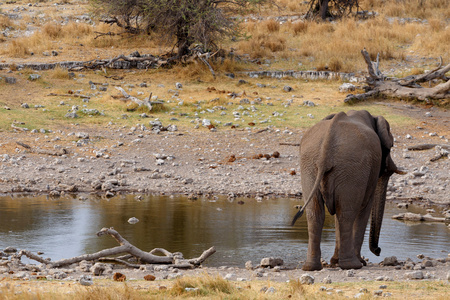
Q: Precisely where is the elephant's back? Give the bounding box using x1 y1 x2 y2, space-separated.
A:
300 111 382 171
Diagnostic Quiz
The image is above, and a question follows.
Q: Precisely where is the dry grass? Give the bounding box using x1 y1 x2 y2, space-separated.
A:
1 0 448 73
0 15 14 30
0 276 449 300
48 66 71 79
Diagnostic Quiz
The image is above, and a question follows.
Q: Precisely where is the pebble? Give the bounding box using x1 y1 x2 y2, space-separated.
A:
260 257 283 268
404 271 424 280
79 275 93 286
300 274 314 285
127 217 139 224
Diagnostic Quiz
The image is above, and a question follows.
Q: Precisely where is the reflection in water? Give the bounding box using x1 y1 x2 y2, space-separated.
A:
0 195 448 267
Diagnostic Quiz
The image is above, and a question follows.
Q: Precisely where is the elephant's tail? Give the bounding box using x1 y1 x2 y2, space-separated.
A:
290 168 323 226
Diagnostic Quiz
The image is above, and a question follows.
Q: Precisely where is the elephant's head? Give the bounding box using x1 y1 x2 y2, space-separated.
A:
369 116 406 256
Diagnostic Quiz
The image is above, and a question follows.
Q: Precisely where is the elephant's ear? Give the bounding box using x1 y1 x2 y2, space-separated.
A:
322 113 336 120
375 116 393 150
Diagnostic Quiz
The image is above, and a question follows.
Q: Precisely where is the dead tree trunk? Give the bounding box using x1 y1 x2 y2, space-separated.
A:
344 49 450 104
13 227 216 269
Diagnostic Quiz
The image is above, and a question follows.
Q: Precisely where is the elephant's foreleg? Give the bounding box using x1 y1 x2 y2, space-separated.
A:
303 197 325 271
337 210 363 270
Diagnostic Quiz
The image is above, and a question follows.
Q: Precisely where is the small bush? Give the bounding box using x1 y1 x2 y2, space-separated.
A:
42 23 63 39
291 21 308 35
0 15 14 30
265 19 280 32
7 40 30 57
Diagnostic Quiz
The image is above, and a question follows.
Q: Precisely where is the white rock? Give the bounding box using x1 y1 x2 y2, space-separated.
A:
339 83 356 93
300 274 315 285
80 275 93 286
128 217 139 224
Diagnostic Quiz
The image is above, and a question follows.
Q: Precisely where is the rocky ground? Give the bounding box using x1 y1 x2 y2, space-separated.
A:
0 1 449 289
0 101 449 287
0 102 448 206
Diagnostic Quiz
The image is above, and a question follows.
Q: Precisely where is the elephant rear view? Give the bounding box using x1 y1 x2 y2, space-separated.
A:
293 110 404 271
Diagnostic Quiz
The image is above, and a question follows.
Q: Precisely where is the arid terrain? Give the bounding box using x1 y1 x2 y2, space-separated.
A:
0 0 449 298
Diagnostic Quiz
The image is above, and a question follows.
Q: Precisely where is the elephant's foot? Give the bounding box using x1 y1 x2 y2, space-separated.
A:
338 257 362 270
302 260 323 271
358 256 367 266
330 255 339 267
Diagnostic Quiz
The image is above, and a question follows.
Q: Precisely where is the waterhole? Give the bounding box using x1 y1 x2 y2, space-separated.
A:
0 195 448 267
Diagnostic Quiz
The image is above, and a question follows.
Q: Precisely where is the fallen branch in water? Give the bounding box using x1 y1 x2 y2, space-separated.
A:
13 227 215 269
392 212 448 223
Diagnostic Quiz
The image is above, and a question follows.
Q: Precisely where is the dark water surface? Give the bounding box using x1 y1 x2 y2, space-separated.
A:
0 195 448 267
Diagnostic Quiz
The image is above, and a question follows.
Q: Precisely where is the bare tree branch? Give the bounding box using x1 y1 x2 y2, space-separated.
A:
13 227 215 269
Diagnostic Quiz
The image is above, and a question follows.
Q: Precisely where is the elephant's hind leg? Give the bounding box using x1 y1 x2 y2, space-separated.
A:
336 210 363 270
330 216 340 267
302 196 325 271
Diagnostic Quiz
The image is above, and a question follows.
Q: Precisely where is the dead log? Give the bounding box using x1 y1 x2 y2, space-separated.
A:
392 212 448 223
16 141 68 156
13 227 216 269
407 144 450 151
48 93 91 99
114 87 165 111
345 49 450 103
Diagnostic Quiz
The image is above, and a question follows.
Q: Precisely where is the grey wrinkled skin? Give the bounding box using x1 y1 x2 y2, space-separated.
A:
293 110 403 271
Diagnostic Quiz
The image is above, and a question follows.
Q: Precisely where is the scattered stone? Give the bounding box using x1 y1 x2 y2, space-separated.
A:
245 261 253 270
383 256 398 266
322 275 332 284
76 132 89 139
346 269 355 277
53 271 68 279
5 77 16 84
379 285 388 289
260 257 283 268
65 112 79 118
339 83 356 92
113 272 126 282
4 246 17 253
144 274 156 281
28 74 41 81
90 263 108 276
283 85 293 92
300 274 315 285
128 217 139 224
303 100 315 106
79 275 93 286
265 287 276 294
374 290 383 296
404 271 424 280
175 82 183 89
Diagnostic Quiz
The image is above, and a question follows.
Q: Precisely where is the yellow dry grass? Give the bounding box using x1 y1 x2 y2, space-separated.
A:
0 276 448 300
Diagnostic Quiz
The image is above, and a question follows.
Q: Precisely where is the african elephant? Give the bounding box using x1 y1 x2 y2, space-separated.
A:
291 110 405 271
